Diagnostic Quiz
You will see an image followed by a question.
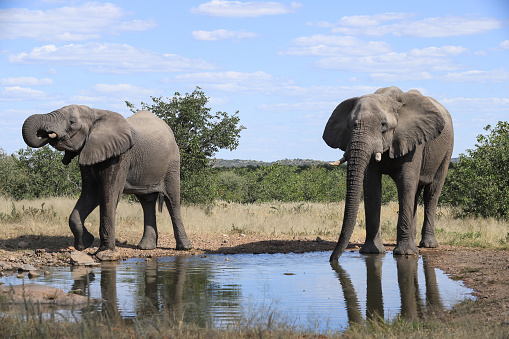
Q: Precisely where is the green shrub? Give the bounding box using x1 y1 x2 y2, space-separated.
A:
442 121 509 219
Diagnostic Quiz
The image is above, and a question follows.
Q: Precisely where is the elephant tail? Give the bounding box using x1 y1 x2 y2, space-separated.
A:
158 193 164 213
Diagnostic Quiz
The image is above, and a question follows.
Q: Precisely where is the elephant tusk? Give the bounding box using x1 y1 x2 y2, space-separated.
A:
48 133 57 139
329 156 347 166
375 152 382 162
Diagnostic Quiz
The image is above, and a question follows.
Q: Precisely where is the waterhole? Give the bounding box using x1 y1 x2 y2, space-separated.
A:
1 251 474 332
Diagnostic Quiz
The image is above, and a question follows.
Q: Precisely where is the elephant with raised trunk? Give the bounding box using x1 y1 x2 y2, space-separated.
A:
323 87 453 261
22 105 192 254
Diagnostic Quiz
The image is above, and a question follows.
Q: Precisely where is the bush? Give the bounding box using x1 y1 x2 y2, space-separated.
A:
442 121 509 219
0 147 81 200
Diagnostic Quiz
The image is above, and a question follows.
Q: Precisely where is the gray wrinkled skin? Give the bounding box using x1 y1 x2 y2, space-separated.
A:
22 105 192 253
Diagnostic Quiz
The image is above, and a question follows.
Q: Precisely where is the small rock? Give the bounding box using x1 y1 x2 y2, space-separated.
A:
44 271 51 276
0 262 13 271
28 271 41 279
18 264 37 272
17 241 29 249
70 251 96 266
95 250 120 261
17 274 24 279
225 257 230 261
316 237 324 243
240 234 246 237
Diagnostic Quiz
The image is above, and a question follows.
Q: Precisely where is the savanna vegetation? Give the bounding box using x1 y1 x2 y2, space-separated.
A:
2 118 508 222
1 89 508 337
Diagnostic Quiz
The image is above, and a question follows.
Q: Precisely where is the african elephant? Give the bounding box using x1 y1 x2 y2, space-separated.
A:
22 105 192 254
323 87 453 261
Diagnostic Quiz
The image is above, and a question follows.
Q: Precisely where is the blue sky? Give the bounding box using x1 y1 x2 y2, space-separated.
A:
1 0 508 161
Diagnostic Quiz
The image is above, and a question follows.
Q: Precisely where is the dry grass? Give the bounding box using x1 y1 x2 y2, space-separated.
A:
1 197 508 250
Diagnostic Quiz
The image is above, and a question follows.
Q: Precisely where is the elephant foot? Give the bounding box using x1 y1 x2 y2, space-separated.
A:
137 238 157 250
95 249 120 261
419 235 439 248
393 241 419 255
74 231 95 251
360 240 386 254
176 237 192 251
137 228 158 250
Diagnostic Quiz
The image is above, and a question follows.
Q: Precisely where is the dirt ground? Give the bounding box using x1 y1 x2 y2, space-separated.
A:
1 233 508 325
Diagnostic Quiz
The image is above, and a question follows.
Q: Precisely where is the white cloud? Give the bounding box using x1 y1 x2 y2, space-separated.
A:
282 35 467 76
112 19 158 34
91 84 156 97
409 46 468 57
500 40 509 50
259 101 337 112
192 29 259 41
0 77 53 86
175 71 283 92
0 86 48 101
441 97 509 113
369 72 434 82
0 3 156 42
315 52 460 74
191 0 302 18
9 43 215 73
443 69 509 83
318 13 502 38
174 71 378 101
281 35 392 56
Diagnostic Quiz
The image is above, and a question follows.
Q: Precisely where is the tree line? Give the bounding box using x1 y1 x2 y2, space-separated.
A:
1 88 508 220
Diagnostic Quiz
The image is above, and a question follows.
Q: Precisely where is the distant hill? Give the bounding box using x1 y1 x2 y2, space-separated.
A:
211 157 461 168
211 158 330 168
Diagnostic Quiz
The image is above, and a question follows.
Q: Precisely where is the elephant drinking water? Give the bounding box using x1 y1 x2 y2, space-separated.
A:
22 105 192 254
323 87 454 261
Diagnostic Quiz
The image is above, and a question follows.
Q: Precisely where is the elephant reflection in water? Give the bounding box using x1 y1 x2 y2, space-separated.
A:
331 255 443 324
71 261 122 318
142 257 186 323
69 258 186 322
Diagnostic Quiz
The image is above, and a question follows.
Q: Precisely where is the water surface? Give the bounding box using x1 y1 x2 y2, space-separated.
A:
1 251 474 332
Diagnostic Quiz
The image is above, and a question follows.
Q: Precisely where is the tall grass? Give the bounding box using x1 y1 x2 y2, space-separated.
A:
1 197 508 250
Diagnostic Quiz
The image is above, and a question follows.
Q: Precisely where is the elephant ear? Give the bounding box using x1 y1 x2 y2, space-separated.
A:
79 109 133 166
323 97 358 150
390 92 445 158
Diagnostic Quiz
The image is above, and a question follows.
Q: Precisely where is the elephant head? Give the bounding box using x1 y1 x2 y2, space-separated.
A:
323 87 446 261
22 105 133 165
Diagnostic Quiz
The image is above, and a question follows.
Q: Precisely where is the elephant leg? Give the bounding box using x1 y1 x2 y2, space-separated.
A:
164 164 192 250
419 161 448 248
69 193 99 250
69 166 99 250
96 157 128 252
393 172 420 255
360 166 385 254
137 193 159 250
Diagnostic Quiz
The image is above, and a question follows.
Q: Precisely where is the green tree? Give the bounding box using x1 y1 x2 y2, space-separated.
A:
442 121 509 219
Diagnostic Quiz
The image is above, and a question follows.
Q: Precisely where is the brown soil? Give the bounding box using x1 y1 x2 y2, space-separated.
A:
1 233 508 325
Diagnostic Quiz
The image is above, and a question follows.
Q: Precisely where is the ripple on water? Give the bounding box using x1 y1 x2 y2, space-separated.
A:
0 251 474 332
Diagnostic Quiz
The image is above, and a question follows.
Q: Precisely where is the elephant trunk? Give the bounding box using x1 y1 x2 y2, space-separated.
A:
22 114 53 148
330 137 371 262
